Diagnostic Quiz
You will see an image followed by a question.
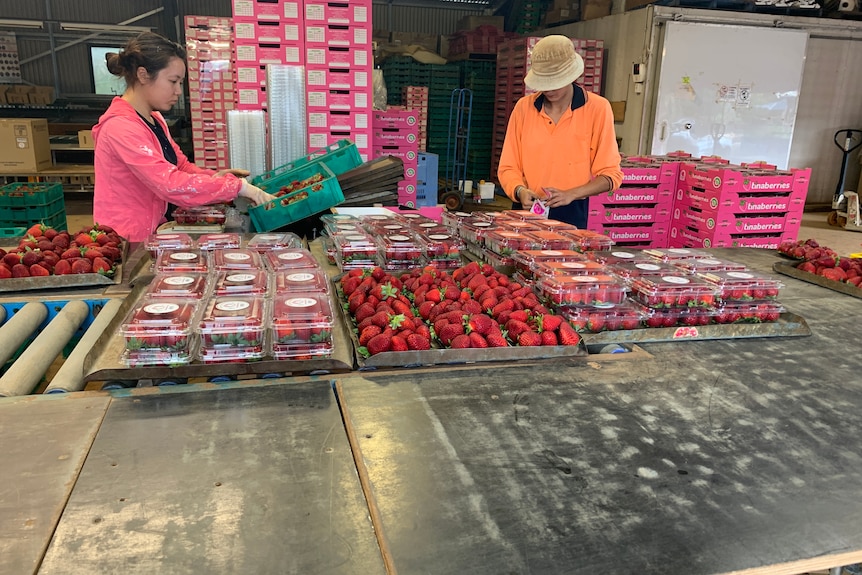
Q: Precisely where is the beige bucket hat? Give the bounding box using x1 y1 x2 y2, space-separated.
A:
524 35 585 92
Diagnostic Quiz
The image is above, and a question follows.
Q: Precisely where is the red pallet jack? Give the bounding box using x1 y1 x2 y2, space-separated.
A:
827 129 862 232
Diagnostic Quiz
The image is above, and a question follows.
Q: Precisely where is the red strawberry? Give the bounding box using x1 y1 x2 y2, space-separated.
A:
538 314 562 332
461 300 482 316
61 247 81 260
485 330 509 347
347 291 366 313
645 315 664 328
94 233 111 246
342 276 362 296
71 259 92 274
491 300 514 316
426 288 443 303
390 335 409 352
437 322 465 346
83 247 104 261
0 264 11 279
26 223 45 238
541 330 558 346
366 333 391 355
443 286 460 301
621 317 641 330
43 228 58 240
505 319 531 339
587 313 606 332
36 239 54 252
92 257 112 275
467 313 494 335
353 302 375 324
74 232 93 246
3 253 21 267
392 300 412 316
371 267 387 282
472 284 492 300
29 263 50 276
450 334 472 348
406 333 431 350
509 309 529 323
418 300 436 320
11 263 30 277
21 251 43 267
558 322 582 346
518 331 542 347
53 259 72 275
466 274 487 291
52 235 70 250
357 317 374 332
468 332 488 348
370 311 391 329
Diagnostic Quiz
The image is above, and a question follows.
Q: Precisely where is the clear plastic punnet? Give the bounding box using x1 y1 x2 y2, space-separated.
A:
320 235 337 266
535 260 607 278
144 233 194 256
629 274 720 308
536 274 627 307
714 301 784 324
420 232 463 264
247 232 303 252
172 204 227 226
643 247 712 262
153 249 209 273
561 300 647 332
639 303 719 328
587 249 655 266
145 272 209 299
334 233 378 267
196 233 241 251
459 219 499 247
120 297 198 366
263 248 321 271
524 230 576 251
696 270 784 302
484 230 539 256
512 249 587 281
270 292 334 359
441 210 475 233
559 229 616 252
607 261 683 284
212 270 271 296
670 257 748 274
197 295 268 362
272 269 330 294
377 232 424 264
211 248 264 270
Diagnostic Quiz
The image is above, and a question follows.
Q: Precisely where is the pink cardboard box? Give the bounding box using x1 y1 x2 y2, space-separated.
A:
305 0 371 24
673 185 807 215
308 109 369 131
307 87 369 111
589 184 674 207
372 109 420 130
586 223 669 244
679 161 811 194
306 66 368 89
233 0 300 21
306 46 369 68
234 41 303 64
621 161 678 186
235 64 267 86
588 204 672 225
305 23 370 47
235 20 302 43
669 225 797 249
373 128 418 146
672 206 802 235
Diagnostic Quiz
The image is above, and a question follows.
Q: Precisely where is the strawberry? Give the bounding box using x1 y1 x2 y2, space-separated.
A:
92 257 112 275
426 288 443 303
366 333 391 355
450 334 472 348
29 263 50 276
418 300 436 320
0 265 11 279
468 332 488 348
26 223 45 238
558 322 581 346
541 331 558 346
491 299 514 316
347 291 366 313
517 331 542 347
472 284 492 300
390 335 409 352
342 276 362 296
371 267 387 282
466 313 494 335
538 314 562 332
370 311 391 329
11 263 29 278
71 259 92 274
74 232 93 246
509 309 530 323
437 322 464 346
485 330 509 347
36 240 54 252
61 247 82 260
82 247 104 261
352 302 374 324
621 317 641 330
406 333 431 350
466 274 487 291
3 252 21 267
52 235 70 250
43 228 58 240
461 300 482 316
94 233 111 246
392 300 412 317
505 319 531 340
53 259 72 275
21 251 43 267
443 286 460 301
587 313 606 332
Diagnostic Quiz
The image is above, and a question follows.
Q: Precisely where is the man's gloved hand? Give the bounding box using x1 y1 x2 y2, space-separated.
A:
238 180 277 206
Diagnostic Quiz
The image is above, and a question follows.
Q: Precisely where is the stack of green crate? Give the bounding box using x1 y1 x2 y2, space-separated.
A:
458 61 497 183
0 182 67 231
516 0 551 34
425 64 460 158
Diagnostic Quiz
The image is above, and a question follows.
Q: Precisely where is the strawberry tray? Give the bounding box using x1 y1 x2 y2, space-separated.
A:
772 260 862 300
0 240 129 293
333 276 588 369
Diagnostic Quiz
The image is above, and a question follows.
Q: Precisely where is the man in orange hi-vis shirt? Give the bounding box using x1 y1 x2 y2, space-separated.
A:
498 35 623 228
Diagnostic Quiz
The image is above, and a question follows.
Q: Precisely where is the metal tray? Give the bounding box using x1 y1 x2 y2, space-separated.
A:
333 281 589 370
0 242 129 293
773 260 862 300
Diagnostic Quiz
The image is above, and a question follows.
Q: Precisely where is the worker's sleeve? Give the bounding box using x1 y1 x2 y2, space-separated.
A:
590 99 624 191
498 99 528 202
101 116 242 208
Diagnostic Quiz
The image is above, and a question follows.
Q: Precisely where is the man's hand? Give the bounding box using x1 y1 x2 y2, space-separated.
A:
543 186 578 208
216 168 251 178
516 185 547 207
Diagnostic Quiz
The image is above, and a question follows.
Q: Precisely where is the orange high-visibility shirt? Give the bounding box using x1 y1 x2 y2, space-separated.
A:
498 88 623 203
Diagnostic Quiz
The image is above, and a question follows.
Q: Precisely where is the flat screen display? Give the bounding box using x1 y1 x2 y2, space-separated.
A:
89 45 127 96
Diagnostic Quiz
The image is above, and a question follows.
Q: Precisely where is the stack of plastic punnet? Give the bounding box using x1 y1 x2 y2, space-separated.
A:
185 16 234 170
304 0 373 161
372 108 420 207
227 109 267 179
232 0 304 111
669 158 810 249
267 64 307 170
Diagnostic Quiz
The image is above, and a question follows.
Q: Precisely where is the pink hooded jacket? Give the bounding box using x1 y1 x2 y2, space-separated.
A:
93 97 242 242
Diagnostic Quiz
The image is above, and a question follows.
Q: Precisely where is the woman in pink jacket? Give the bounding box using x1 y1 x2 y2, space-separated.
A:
93 32 274 242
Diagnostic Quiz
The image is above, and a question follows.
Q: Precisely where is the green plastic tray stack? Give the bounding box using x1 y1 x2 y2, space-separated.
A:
0 182 67 232
247 140 361 232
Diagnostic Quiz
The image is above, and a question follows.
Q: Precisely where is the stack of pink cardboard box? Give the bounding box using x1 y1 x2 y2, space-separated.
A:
587 156 676 248
185 16 235 170
401 86 428 150
232 0 303 111
669 158 810 249
372 109 421 208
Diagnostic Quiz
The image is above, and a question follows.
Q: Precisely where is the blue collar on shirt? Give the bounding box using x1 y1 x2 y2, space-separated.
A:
533 84 586 112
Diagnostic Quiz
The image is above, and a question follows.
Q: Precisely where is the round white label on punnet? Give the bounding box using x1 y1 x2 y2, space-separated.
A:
208 234 229 239
697 258 722 265
419 222 437 228
159 234 179 239
257 234 279 240
667 248 692 254
216 300 250 312
635 263 662 271
286 297 316 308
611 251 635 258
163 276 195 286
402 213 421 219
384 225 403 230
170 252 197 260
390 234 410 241
562 262 586 268
286 273 315 282
227 274 256 283
455 211 471 217
429 234 450 240
277 252 303 260
540 250 563 256
345 234 366 241
663 276 690 284
224 252 251 260
336 224 356 230
727 272 754 279
144 303 179 314
570 276 596 283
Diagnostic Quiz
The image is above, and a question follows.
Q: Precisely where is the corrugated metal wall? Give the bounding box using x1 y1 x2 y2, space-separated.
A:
372 2 484 34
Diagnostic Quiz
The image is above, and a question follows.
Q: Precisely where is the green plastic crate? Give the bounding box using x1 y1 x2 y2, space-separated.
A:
0 209 67 232
252 140 361 188
249 163 343 232
0 226 26 238
0 181 64 208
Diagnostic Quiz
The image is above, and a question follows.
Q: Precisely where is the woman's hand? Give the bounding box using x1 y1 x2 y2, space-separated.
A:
238 181 277 206
216 168 251 178
543 186 577 208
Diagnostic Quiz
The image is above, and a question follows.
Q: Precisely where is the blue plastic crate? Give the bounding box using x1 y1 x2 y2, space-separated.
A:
415 181 438 208
417 152 439 185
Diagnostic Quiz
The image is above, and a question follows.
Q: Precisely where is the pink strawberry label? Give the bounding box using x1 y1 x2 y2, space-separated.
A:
286 297 316 308
144 303 179 314
170 252 198 260
227 274 256 283
163 276 195 286
286 273 315 282
216 300 250 312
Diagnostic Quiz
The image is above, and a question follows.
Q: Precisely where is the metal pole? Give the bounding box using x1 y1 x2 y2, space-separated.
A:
44 299 123 394
0 301 89 397
0 302 48 368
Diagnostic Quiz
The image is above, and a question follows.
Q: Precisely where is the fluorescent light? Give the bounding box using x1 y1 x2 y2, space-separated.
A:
0 19 44 29
60 22 151 33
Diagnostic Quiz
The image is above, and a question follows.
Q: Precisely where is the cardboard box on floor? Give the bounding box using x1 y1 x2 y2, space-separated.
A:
0 118 53 173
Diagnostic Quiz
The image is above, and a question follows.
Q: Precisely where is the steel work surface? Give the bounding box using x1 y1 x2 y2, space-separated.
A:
336 249 862 575
0 394 110 575
38 382 384 575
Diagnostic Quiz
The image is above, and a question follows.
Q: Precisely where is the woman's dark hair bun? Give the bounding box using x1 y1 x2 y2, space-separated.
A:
105 52 123 76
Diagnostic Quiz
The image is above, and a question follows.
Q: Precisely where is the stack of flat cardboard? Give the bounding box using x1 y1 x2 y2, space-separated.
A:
337 156 405 206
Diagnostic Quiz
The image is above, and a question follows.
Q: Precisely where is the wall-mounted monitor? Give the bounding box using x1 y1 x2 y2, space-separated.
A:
89 45 126 96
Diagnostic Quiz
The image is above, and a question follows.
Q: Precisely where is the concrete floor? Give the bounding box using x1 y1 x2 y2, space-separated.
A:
63 194 862 255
